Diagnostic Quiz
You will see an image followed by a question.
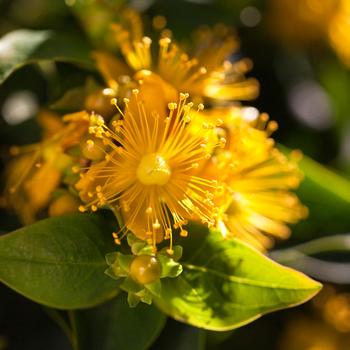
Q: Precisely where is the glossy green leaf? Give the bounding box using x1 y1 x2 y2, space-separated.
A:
0 29 92 84
154 225 321 331
0 30 50 82
50 85 87 112
72 293 166 350
0 214 119 309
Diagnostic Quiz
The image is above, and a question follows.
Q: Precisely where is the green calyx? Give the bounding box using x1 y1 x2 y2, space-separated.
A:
105 234 183 307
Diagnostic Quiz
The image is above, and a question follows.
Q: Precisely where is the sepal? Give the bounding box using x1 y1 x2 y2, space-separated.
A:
104 233 183 307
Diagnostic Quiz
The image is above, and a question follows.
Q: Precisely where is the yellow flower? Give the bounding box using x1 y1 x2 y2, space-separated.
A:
76 91 220 253
4 151 62 224
3 111 88 224
328 0 350 68
198 107 308 250
267 0 339 47
268 0 350 68
94 9 258 105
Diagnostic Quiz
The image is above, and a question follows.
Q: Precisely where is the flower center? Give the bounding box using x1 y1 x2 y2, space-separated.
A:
137 153 171 185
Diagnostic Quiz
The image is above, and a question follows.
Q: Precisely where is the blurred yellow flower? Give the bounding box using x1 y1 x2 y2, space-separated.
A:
328 0 350 68
268 0 350 68
3 111 88 224
94 9 258 105
268 0 339 47
198 107 307 250
76 91 220 253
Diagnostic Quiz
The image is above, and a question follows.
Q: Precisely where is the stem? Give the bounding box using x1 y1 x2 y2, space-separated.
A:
43 307 74 347
68 310 79 350
270 234 350 263
270 234 350 284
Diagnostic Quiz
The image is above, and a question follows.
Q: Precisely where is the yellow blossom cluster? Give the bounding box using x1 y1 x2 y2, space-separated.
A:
3 9 307 252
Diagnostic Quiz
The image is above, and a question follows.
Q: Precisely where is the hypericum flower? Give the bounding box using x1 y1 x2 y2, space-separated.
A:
93 9 258 105
198 107 308 250
3 111 88 224
76 90 220 253
267 0 339 47
328 0 350 68
3 148 63 224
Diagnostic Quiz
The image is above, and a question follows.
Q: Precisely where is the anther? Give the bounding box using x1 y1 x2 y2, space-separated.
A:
180 230 188 237
153 220 161 229
159 37 171 46
102 88 115 96
216 118 223 126
219 137 227 148
183 115 191 123
166 248 174 255
168 102 177 110
142 36 152 45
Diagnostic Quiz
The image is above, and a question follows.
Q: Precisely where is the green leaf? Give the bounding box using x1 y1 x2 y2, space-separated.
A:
72 293 166 350
0 29 93 84
154 225 321 331
0 30 51 83
0 213 119 309
50 77 99 113
281 146 350 240
50 85 87 112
